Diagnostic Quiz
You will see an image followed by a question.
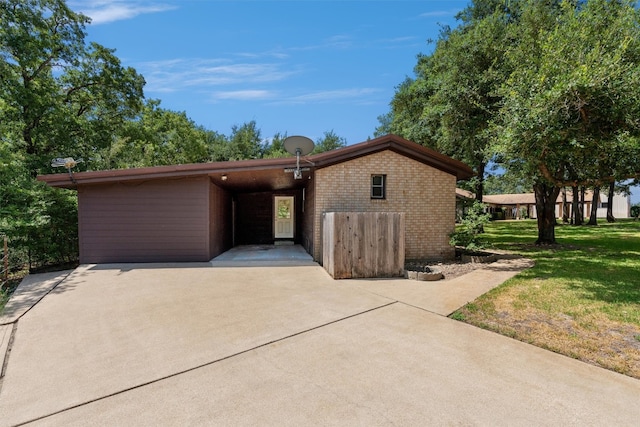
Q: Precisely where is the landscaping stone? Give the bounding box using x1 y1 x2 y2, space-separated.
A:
404 267 443 281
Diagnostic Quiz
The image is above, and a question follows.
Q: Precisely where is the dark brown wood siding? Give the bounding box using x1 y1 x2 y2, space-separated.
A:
209 181 232 259
235 192 273 245
78 177 211 263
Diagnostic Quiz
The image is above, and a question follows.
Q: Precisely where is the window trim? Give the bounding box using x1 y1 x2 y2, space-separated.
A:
371 174 386 199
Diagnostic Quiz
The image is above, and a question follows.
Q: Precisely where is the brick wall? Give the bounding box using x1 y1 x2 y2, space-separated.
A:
313 150 456 262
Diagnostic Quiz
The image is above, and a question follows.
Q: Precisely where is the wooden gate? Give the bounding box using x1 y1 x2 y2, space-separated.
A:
323 212 405 279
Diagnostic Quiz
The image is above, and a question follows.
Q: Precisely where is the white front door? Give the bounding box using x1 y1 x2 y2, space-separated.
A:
274 196 294 239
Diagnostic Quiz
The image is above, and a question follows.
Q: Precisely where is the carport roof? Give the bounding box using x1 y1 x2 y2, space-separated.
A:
38 134 475 190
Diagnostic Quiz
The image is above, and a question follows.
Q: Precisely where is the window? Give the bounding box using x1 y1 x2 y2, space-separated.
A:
371 174 386 199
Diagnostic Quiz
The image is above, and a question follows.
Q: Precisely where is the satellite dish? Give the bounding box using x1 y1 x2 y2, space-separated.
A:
283 136 314 179
51 157 83 184
283 136 314 156
51 157 83 169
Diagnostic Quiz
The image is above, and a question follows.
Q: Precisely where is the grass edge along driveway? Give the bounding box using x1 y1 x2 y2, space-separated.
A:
452 220 640 379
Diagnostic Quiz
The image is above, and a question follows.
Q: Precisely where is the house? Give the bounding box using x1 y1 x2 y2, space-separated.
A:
39 135 474 264
457 189 631 220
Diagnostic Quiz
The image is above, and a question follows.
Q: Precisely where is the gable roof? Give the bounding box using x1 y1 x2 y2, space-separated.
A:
38 134 475 190
311 134 475 180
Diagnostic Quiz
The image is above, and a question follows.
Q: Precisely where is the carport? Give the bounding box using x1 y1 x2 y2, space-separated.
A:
208 165 311 247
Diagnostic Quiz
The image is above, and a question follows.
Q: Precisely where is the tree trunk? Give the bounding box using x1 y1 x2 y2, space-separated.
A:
587 186 600 226
475 162 485 202
607 181 616 223
572 185 582 225
534 182 560 244
580 186 586 222
562 187 569 223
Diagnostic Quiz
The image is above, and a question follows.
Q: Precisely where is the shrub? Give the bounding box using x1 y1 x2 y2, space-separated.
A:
449 201 492 252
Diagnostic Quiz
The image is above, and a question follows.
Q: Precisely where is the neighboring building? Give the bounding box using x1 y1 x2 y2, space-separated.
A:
39 135 474 264
457 189 631 220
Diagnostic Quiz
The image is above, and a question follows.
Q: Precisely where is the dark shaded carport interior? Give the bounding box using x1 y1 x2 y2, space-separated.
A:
208 164 313 249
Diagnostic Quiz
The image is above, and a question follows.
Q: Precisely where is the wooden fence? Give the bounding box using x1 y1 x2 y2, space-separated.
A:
323 212 405 279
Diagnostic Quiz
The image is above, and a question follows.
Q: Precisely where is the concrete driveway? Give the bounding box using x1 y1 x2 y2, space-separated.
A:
1 258 639 426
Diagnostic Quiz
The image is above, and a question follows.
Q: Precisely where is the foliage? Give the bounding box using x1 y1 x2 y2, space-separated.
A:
483 169 531 195
312 130 347 154
449 201 492 252
0 0 143 268
497 0 640 242
0 0 145 175
224 121 263 161
381 0 517 199
262 132 289 159
455 220 640 378
93 100 219 168
0 148 78 269
632 203 640 219
383 0 640 244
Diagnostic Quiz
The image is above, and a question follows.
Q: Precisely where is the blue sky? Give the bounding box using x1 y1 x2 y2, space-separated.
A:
68 0 466 144
67 0 638 204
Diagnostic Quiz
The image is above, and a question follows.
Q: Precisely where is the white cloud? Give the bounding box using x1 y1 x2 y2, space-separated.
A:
69 1 176 24
211 90 276 101
276 88 381 105
419 10 459 18
138 58 299 93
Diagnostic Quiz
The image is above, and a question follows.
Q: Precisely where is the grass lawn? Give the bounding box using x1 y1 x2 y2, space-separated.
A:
452 219 640 379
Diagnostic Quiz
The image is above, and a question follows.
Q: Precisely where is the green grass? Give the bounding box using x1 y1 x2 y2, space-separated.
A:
452 219 640 378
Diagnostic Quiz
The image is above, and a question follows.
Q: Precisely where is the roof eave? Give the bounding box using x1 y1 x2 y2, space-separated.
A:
37 158 299 188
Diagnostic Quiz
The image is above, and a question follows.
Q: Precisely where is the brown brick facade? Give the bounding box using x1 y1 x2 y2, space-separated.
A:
313 150 456 262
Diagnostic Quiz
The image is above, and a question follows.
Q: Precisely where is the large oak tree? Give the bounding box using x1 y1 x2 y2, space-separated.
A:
498 0 640 242
1 0 145 175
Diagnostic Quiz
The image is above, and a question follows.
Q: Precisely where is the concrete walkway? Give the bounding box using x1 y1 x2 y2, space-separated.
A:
1 258 639 426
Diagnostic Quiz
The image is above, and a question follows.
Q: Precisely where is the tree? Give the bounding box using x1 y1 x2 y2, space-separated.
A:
483 165 532 195
262 132 289 159
449 201 492 252
0 0 144 267
381 1 516 201
0 0 145 175
587 186 600 226
497 0 640 243
312 130 347 154
96 100 215 168
225 121 263 161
